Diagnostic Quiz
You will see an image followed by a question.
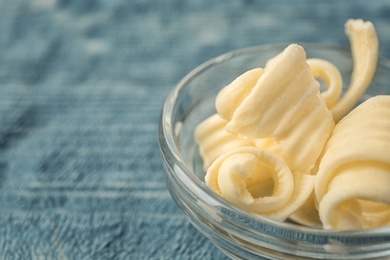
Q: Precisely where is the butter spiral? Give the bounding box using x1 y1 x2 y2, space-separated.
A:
316 96 390 230
205 146 314 221
216 44 335 174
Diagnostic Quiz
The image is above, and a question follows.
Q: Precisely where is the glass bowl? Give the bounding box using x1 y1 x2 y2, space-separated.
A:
158 44 390 259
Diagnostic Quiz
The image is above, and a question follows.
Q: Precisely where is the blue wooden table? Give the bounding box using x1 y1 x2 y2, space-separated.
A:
0 1 389 259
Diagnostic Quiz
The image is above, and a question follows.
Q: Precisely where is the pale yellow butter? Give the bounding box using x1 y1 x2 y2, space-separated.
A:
316 96 390 230
217 44 335 174
194 19 387 230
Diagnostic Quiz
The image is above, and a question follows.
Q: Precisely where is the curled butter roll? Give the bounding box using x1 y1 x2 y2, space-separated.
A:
315 96 390 230
194 114 254 170
216 44 334 173
205 146 314 221
315 96 390 202
331 19 379 122
320 169 390 230
307 58 343 109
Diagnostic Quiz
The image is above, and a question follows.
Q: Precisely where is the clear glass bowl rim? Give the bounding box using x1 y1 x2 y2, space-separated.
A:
159 43 390 237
